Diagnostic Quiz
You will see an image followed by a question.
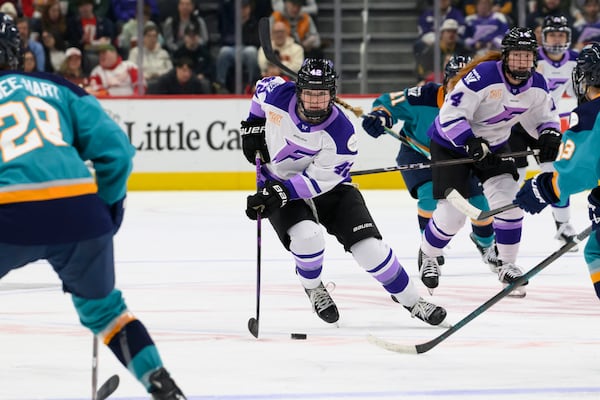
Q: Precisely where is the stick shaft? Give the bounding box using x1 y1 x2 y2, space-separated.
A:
350 150 536 176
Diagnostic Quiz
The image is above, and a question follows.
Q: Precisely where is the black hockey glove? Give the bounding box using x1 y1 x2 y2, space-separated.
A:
109 197 126 234
465 136 499 169
246 181 290 220
362 110 393 138
537 128 562 163
588 187 600 236
241 118 270 164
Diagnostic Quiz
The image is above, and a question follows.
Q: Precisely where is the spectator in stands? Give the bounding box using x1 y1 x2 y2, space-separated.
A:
572 0 600 50
3 0 34 18
257 20 303 76
22 49 37 72
66 0 115 51
161 0 209 53
456 0 513 18
173 24 213 88
148 57 211 95
0 2 17 20
31 0 67 42
214 0 261 94
415 0 465 56
41 28 67 72
463 0 509 56
271 0 322 58
415 18 472 83
66 0 112 19
128 25 172 86
117 4 162 58
16 17 45 71
112 0 159 27
57 46 90 88
526 0 574 29
271 0 317 18
88 43 141 96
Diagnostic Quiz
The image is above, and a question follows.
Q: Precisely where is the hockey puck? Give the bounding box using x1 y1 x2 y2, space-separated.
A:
291 333 307 340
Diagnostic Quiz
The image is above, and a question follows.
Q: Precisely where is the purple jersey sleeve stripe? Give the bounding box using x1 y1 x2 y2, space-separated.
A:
437 118 474 146
249 100 266 118
536 121 561 133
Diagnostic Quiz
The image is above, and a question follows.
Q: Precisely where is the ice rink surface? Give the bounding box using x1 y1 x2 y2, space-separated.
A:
1 189 599 400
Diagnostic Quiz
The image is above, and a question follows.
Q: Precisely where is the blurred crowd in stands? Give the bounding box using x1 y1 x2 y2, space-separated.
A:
6 0 596 96
4 0 318 95
415 0 600 83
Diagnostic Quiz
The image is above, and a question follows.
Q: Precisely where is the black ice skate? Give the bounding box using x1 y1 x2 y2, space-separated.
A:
418 249 441 295
497 260 528 298
403 297 447 326
148 367 187 400
305 282 339 324
555 221 578 252
469 233 499 273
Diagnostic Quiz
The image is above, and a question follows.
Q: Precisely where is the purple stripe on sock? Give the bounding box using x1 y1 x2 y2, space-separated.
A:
292 249 324 259
383 268 410 293
374 257 401 284
424 226 451 249
296 266 322 279
367 249 393 274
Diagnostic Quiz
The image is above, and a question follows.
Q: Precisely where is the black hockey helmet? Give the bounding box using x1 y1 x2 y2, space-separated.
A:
296 58 337 122
572 42 600 104
542 15 571 55
0 13 21 70
443 54 472 86
501 27 538 81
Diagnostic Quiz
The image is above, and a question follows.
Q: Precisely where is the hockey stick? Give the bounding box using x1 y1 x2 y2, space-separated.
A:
248 153 262 338
350 149 536 176
258 17 364 117
445 188 518 220
92 335 120 400
368 225 592 354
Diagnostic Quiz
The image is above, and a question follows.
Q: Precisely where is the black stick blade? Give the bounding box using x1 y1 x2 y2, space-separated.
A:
97 374 119 400
248 317 259 338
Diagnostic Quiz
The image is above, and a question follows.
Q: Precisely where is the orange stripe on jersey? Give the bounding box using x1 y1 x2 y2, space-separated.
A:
418 208 433 218
436 86 445 108
102 311 137 345
591 270 600 284
0 182 98 204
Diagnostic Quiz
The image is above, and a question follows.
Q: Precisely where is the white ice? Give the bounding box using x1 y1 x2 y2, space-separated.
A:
1 190 599 400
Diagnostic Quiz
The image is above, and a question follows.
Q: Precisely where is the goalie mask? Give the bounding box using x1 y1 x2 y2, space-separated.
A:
296 58 337 122
572 42 600 105
0 13 20 71
542 15 571 55
501 27 538 82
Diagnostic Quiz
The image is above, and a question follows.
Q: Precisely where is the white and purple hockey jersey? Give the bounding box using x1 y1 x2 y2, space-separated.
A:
429 60 561 154
536 48 578 117
247 76 358 200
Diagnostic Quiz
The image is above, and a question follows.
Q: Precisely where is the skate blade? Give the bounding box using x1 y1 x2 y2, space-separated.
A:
504 284 526 298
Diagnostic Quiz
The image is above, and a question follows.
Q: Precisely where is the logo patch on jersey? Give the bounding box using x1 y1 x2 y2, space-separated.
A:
489 89 502 99
484 105 527 124
464 70 481 85
407 86 422 97
272 138 318 162
268 111 283 126
347 133 358 153
547 78 568 91
568 111 579 128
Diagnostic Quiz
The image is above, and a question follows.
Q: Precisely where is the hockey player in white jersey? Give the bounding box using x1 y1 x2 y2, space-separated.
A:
509 15 580 250
418 27 562 297
241 58 447 326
